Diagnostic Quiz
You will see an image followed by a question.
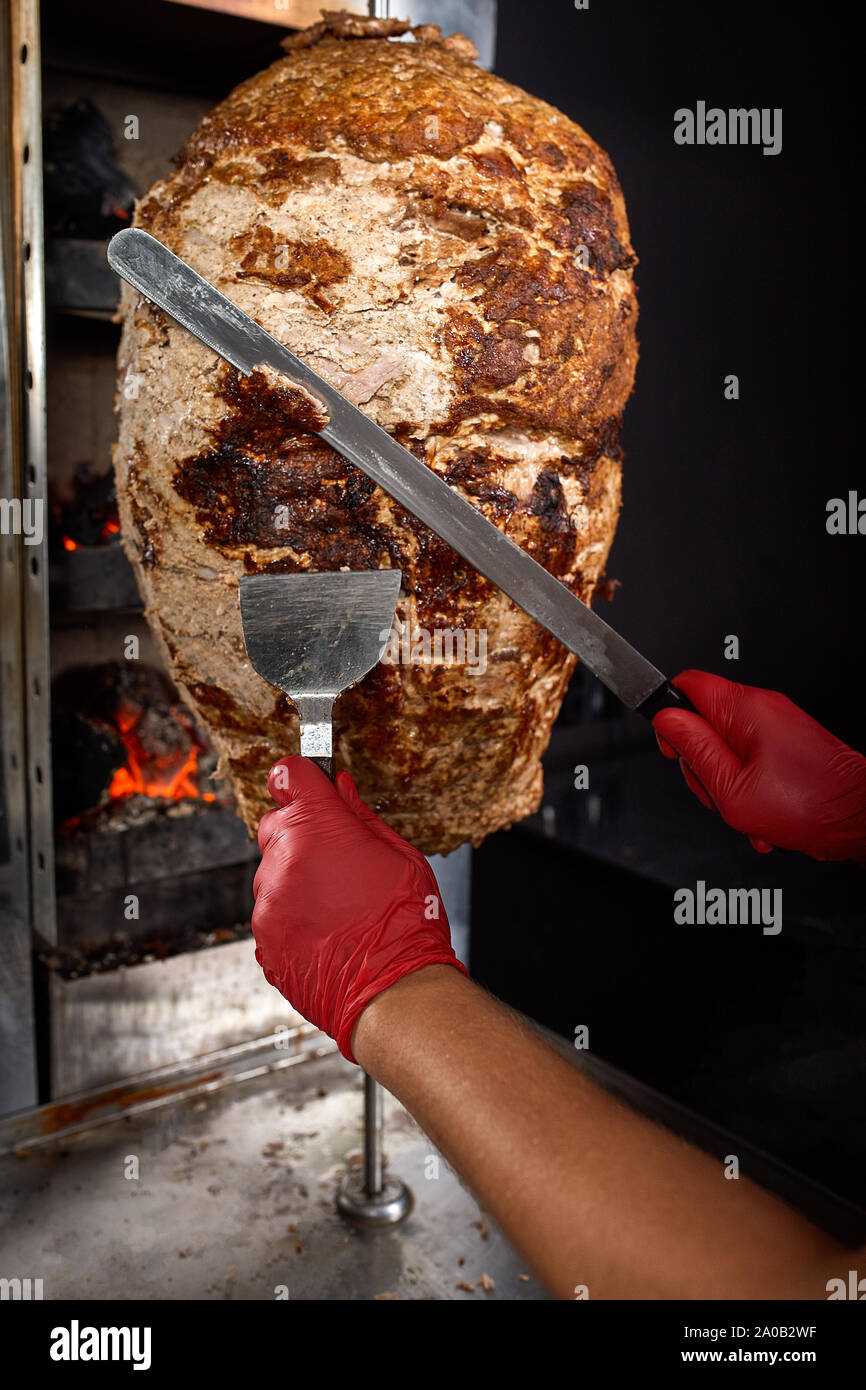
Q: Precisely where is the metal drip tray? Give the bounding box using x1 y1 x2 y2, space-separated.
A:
0 1043 545 1302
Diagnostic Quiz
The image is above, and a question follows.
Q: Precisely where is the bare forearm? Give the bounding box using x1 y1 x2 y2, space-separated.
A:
353 965 847 1300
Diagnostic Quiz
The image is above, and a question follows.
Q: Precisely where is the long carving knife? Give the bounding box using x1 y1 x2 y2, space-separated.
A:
107 227 693 718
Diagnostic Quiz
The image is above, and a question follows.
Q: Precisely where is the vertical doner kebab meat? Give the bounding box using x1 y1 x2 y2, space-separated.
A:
112 11 638 855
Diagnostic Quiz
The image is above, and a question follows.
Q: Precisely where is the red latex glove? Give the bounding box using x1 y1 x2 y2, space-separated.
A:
653 670 866 861
252 756 468 1063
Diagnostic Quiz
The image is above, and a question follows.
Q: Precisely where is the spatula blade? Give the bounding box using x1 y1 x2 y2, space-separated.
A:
238 569 402 699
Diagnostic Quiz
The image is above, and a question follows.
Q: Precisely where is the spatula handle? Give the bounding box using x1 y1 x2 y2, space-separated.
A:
310 754 334 780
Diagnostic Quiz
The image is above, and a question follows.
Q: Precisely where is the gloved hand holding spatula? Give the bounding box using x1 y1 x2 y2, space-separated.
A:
239 565 466 1061
253 758 467 1063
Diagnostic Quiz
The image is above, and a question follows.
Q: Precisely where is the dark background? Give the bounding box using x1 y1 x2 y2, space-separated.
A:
486 0 863 1226
495 0 859 745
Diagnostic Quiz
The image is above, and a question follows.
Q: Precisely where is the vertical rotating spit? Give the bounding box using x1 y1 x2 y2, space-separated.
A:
337 1073 413 1227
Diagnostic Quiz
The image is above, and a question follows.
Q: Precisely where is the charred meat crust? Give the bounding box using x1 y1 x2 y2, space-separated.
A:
230 224 351 311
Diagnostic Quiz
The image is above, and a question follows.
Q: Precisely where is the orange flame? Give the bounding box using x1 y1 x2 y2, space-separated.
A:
107 702 215 804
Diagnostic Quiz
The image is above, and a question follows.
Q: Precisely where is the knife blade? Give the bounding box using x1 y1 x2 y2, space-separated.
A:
107 227 692 718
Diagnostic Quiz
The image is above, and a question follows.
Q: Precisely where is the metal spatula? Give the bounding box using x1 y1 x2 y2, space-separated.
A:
238 567 412 1227
239 568 401 776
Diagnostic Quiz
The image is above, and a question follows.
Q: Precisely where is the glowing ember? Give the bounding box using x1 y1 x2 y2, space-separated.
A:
107 701 216 804
61 519 120 551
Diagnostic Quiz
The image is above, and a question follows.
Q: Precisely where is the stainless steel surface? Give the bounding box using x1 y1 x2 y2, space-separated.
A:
296 700 333 767
0 26 36 1116
0 1022 336 1157
0 1 49 1114
0 1045 539 1299
295 694 333 761
367 0 497 69
46 938 312 1099
238 569 402 761
428 843 471 968
108 229 667 712
15 0 55 950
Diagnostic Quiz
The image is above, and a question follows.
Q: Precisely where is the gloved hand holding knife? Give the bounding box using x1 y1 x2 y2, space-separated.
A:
654 669 866 862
